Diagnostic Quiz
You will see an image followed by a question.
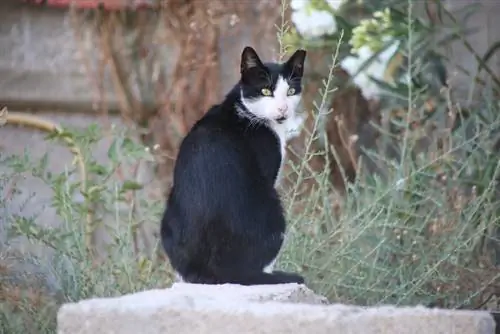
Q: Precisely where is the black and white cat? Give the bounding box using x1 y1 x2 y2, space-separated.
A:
160 46 307 285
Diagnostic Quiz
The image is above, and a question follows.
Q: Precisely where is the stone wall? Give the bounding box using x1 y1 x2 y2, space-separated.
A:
0 1 117 110
0 0 277 111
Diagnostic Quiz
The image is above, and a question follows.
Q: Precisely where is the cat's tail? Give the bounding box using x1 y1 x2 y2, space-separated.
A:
229 270 305 285
183 270 305 286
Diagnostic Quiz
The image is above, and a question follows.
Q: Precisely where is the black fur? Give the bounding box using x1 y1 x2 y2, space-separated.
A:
239 46 305 102
160 46 307 285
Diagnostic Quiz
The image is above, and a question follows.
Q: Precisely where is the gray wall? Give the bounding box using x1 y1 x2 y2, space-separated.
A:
0 1 119 109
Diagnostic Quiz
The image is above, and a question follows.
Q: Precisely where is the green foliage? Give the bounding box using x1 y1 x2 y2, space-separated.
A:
281 0 500 310
281 106 500 306
1 125 171 333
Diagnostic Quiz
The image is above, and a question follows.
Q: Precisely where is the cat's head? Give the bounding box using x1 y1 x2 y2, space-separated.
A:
239 46 306 125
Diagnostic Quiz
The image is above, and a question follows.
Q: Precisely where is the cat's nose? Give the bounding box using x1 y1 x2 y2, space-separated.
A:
276 105 289 124
277 105 288 114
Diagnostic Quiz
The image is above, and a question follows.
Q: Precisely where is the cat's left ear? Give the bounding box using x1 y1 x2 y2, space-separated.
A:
241 46 265 74
284 49 307 78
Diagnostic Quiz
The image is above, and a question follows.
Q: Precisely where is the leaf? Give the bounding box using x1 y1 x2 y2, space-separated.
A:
121 180 143 192
121 137 137 151
478 41 500 74
32 153 49 178
434 1 444 23
453 3 481 24
333 14 354 32
435 27 481 47
107 139 119 162
84 184 106 200
350 40 399 81
369 76 410 100
45 128 72 141
88 162 108 176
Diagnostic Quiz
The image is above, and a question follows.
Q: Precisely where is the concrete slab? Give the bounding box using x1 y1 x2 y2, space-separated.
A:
57 283 496 334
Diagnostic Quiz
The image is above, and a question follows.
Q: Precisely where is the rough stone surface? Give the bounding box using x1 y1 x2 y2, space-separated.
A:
168 282 329 305
57 283 496 334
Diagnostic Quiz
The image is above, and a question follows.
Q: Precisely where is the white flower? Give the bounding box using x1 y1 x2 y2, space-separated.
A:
291 0 344 11
290 0 307 11
341 40 400 100
326 0 344 10
291 7 337 39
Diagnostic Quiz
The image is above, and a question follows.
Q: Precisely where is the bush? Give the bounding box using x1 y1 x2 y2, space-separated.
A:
281 0 500 309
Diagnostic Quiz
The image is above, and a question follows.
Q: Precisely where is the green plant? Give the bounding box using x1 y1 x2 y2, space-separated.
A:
280 0 500 309
1 122 171 332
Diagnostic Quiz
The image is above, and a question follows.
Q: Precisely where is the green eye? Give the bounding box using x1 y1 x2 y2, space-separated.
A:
287 88 296 95
261 88 272 96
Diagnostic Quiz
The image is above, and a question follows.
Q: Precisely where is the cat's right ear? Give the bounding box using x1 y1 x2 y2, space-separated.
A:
240 46 264 74
284 49 307 78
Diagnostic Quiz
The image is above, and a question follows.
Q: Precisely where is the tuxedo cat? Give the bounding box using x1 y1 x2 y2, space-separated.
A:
160 46 307 285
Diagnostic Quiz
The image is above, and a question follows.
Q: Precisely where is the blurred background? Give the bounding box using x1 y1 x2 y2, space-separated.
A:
0 0 499 332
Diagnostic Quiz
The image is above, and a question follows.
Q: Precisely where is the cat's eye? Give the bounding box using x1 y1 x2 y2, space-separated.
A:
261 88 272 96
287 88 296 95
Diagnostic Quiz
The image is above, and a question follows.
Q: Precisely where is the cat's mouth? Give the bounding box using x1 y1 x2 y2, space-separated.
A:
275 116 287 124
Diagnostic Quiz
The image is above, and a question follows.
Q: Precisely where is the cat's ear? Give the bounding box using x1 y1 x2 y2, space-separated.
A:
284 49 307 78
241 46 265 74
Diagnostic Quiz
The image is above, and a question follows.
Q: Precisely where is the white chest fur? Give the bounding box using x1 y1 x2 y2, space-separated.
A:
271 121 288 159
240 75 305 188
269 113 305 187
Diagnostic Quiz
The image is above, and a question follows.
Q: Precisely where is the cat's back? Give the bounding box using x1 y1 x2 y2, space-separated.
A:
179 102 277 156
172 102 281 190
173 104 252 183
177 103 244 157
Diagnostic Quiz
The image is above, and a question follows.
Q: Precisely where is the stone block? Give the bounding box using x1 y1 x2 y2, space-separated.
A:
57 283 496 334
